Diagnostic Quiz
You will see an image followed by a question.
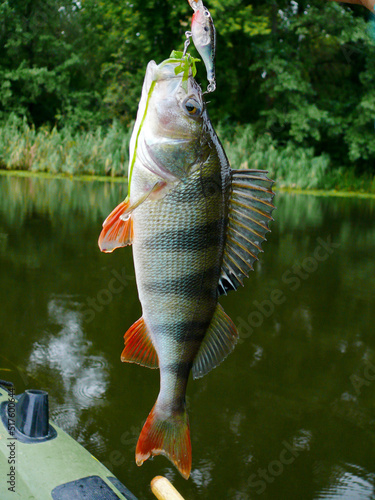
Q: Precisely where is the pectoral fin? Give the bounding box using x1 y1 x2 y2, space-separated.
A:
98 181 167 253
218 169 275 295
192 304 238 379
98 199 133 253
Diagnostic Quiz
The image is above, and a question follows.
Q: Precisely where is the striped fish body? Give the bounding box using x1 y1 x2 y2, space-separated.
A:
98 57 275 479
129 111 231 476
133 147 230 408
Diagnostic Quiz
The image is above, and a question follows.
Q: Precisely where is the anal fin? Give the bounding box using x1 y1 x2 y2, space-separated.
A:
192 304 238 379
122 317 159 369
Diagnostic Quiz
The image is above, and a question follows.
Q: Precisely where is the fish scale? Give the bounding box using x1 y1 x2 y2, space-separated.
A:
98 56 275 479
134 165 228 338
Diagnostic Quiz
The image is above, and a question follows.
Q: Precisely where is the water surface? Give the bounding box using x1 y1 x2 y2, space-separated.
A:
1 173 375 499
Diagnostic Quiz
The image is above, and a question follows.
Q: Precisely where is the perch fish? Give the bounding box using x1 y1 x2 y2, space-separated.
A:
99 54 275 479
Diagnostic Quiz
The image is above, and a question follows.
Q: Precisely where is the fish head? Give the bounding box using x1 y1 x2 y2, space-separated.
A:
148 62 204 137
137 59 206 181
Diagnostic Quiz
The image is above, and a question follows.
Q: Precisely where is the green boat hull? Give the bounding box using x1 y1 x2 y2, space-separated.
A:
0 385 137 499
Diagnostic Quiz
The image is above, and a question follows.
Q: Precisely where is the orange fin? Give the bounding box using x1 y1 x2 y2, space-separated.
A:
121 317 158 369
136 404 191 480
98 200 133 253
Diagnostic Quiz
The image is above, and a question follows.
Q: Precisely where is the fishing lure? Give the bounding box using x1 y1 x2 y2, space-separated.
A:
187 0 216 92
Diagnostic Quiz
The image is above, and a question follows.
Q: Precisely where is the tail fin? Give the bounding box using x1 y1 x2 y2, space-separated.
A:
136 404 192 479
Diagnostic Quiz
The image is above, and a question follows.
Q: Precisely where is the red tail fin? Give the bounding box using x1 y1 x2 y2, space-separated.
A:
136 404 192 479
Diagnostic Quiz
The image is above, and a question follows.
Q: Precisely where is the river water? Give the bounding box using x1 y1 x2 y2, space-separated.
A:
1 173 375 499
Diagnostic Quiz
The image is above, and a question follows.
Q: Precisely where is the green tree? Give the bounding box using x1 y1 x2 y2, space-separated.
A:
0 0 103 127
0 0 374 173
247 1 375 171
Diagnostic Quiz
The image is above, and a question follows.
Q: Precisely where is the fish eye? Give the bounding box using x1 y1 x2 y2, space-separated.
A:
183 98 202 117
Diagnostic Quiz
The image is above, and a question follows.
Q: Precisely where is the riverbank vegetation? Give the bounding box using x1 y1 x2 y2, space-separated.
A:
1 115 374 192
0 0 374 192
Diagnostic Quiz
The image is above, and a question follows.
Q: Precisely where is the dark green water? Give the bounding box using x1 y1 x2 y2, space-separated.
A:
1 173 375 500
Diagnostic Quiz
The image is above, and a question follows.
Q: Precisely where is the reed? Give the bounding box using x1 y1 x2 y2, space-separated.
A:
218 122 375 193
0 114 131 177
1 115 374 193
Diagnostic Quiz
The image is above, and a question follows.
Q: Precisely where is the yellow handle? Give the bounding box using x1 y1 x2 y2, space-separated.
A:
151 476 185 500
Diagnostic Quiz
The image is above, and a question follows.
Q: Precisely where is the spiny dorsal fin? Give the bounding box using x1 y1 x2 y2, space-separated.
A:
192 304 238 380
121 317 159 368
218 169 275 295
98 200 133 253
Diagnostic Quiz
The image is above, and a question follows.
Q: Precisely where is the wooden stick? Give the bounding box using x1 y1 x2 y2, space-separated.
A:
151 476 185 500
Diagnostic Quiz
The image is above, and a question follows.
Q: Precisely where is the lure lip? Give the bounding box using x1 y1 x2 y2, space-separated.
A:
187 0 203 11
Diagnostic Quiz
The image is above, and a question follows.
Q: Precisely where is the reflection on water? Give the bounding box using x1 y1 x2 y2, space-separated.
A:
316 464 375 500
190 459 214 489
27 296 109 437
1 173 375 499
0 173 124 226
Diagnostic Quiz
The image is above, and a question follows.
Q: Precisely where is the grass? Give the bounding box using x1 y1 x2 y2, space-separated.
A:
0 167 128 184
217 122 375 193
0 114 132 177
1 114 374 194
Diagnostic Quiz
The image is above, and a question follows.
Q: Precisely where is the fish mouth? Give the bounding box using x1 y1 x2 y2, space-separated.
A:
145 60 181 92
144 60 158 95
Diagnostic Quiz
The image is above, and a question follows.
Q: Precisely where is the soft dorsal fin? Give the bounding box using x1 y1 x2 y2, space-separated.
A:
121 317 159 369
192 304 238 380
98 200 133 253
218 169 275 295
